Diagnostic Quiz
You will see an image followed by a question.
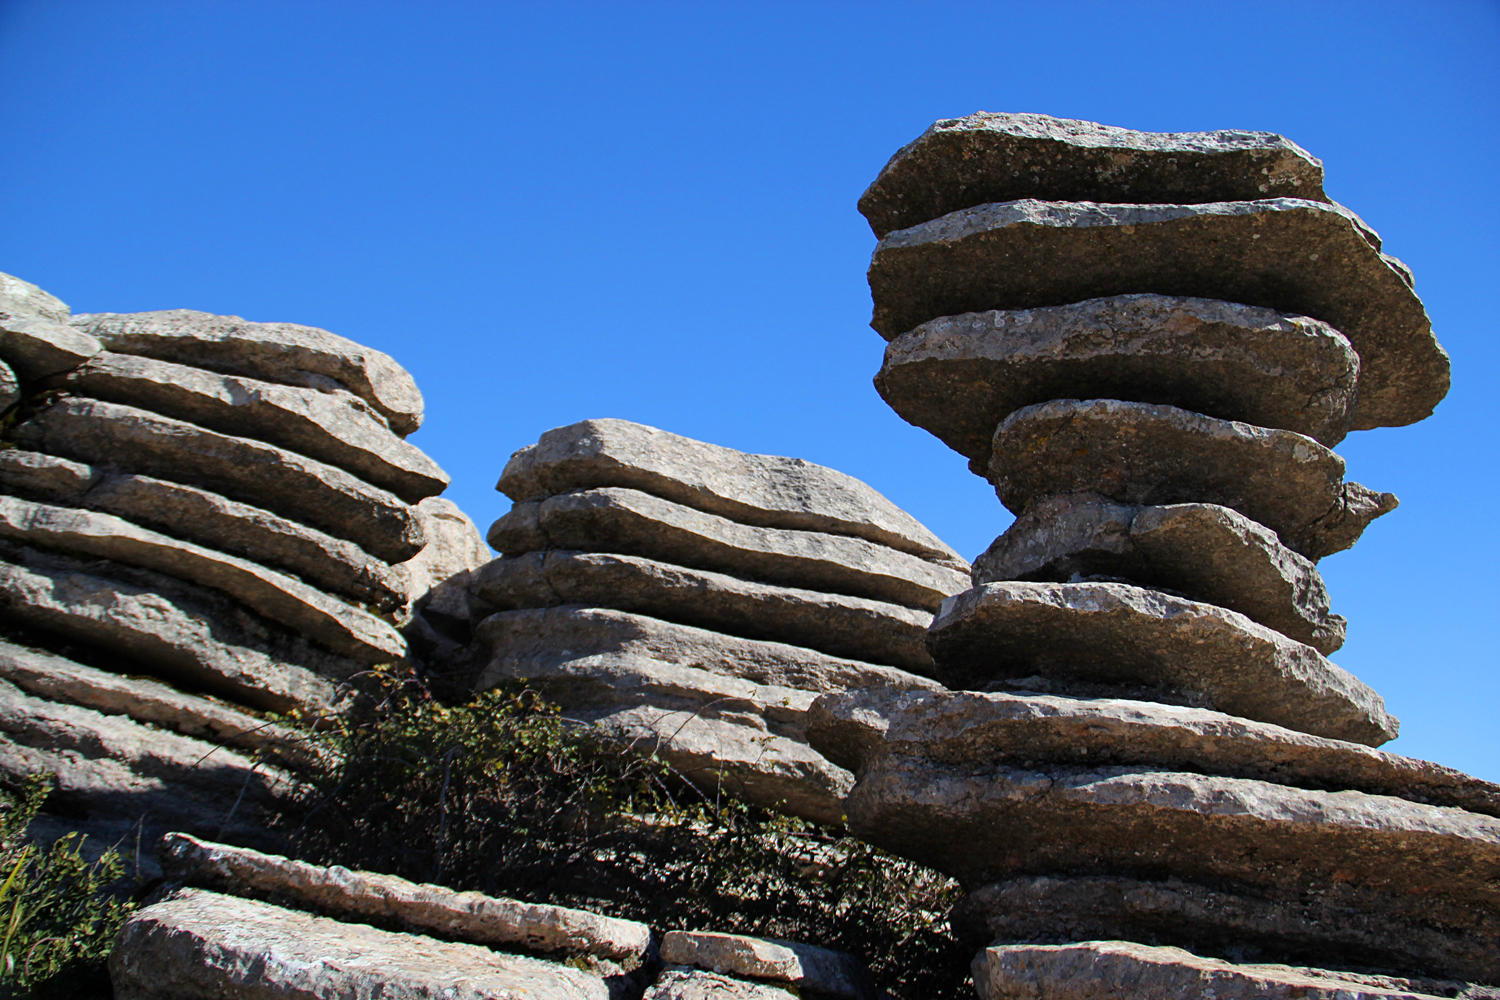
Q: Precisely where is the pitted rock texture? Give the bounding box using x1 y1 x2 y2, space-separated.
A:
648 968 796 1000
928 581 1393 745
988 399 1396 559
489 487 967 611
74 308 425 435
974 495 1345 653
498 418 965 568
475 550 933 672
971 941 1480 1000
660 931 874 1000
867 198 1447 430
0 270 71 324
110 888 611 1000
160 833 651 960
876 295 1359 470
859 112 1326 237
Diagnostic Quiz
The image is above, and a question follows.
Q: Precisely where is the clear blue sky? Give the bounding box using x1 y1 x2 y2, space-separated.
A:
3 1 1496 781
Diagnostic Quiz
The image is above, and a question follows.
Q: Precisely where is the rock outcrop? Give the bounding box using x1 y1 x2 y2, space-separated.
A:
808 111 1489 996
470 418 964 824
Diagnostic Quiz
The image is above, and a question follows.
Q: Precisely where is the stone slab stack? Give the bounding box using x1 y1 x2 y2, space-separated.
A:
806 113 1497 995
0 272 490 861
470 418 970 824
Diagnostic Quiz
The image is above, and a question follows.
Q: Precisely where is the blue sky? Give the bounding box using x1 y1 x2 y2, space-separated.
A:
3 1 1497 780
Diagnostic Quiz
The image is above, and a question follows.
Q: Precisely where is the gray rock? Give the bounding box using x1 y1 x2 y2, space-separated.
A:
858 112 1326 238
403 496 494 611
0 545 350 714
876 296 1358 470
928 581 1394 745
490 487 968 611
75 308 425 435
647 968 795 1000
660 931 874 1000
0 637 318 769
0 495 406 663
988 399 1396 558
0 270 71 323
0 360 16 412
159 832 651 960
806 687 1499 816
14 396 425 563
972 941 1477 1000
499 418 966 568
958 875 1500 988
867 198 1447 431
85 472 409 613
0 311 103 379
110 888 611 1000
473 550 934 672
0 448 99 504
973 495 1345 653
50 351 449 501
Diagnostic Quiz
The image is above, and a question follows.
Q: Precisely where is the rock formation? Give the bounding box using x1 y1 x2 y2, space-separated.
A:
808 112 1495 996
0 272 490 864
469 418 968 825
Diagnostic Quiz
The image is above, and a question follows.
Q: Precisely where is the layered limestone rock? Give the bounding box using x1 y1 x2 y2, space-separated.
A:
471 419 963 823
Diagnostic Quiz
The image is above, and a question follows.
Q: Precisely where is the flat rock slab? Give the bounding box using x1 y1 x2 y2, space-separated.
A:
859 111 1326 237
972 941 1474 1000
110 888 610 1000
75 308 425 435
0 448 98 505
660 931 874 1000
648 968 796 1000
806 687 1499 817
499 418 965 569
867 198 1447 430
0 495 405 663
928 581 1393 745
876 295 1358 469
0 360 17 412
958 875 1500 988
474 550 933 672
0 310 103 379
160 832 650 961
0 270 71 323
0 637 317 769
974 495 1345 653
51 351 449 501
490 487 968 611
989 399 1396 558
14 396 425 563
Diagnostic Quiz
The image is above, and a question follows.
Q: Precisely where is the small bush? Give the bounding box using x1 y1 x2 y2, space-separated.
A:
281 667 970 1000
0 775 137 1000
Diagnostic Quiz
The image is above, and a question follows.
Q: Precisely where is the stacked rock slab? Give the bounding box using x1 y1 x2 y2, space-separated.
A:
807 113 1495 995
470 418 969 825
0 272 490 863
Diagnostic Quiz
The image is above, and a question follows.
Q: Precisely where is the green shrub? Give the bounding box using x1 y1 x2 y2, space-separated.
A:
281 666 970 1000
0 775 137 1000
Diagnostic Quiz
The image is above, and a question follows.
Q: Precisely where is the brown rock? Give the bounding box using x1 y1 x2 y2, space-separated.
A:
858 112 1326 238
928 581 1394 745
867 198 1447 430
988 399 1396 558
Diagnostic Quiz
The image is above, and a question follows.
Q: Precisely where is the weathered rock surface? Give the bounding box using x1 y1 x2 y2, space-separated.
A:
867 198 1447 430
0 546 349 714
0 270 71 323
928 581 1393 745
806 687 1499 816
51 351 449 501
14 396 425 563
876 295 1359 468
110 888 611 1000
75 308 426 435
0 448 98 504
499 418 965 568
0 495 405 662
859 112 1326 238
474 550 933 672
660 931 874 1000
957 875 1500 987
0 360 16 412
988 399 1396 558
648 968 795 1000
973 495 1345 653
972 941 1481 1000
404 496 493 611
0 310 103 379
160 832 651 960
0 637 317 769
490 487 967 611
